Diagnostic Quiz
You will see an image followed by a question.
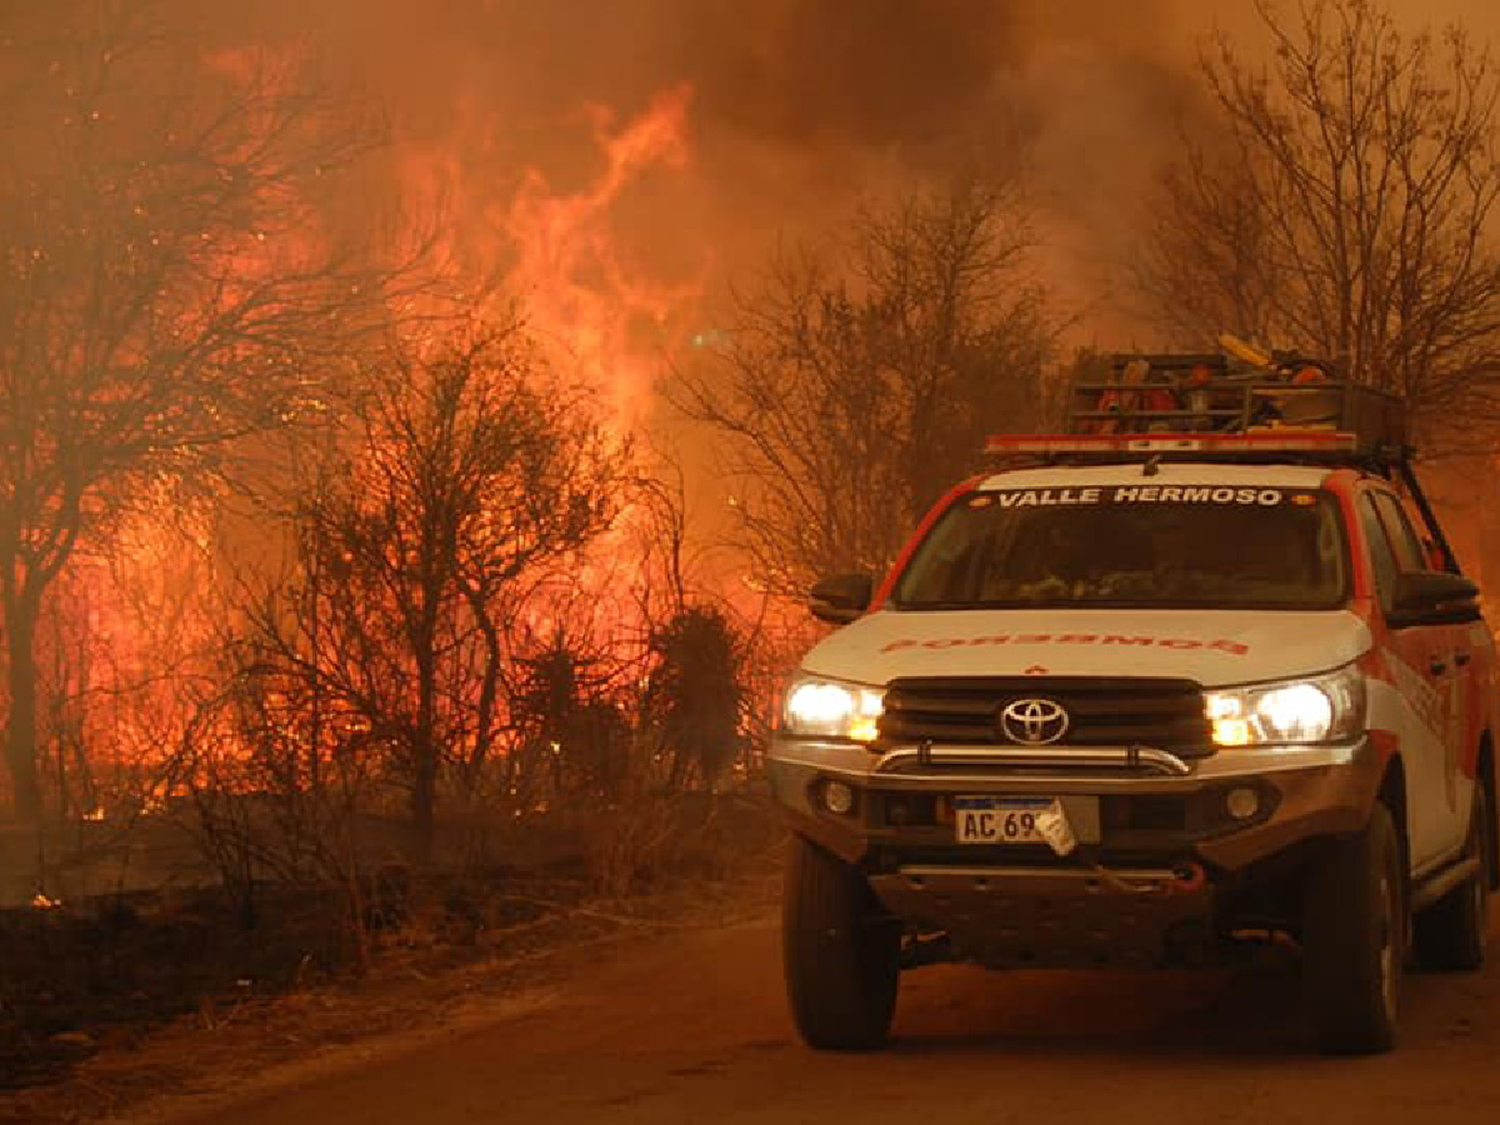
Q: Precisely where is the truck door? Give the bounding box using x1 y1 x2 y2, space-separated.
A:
1362 490 1471 866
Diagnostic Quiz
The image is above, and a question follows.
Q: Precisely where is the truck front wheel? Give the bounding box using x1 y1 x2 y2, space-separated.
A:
1303 803 1406 1054
782 834 901 1050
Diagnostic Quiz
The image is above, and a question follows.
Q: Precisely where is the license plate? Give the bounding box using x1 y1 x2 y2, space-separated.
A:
953 797 1060 844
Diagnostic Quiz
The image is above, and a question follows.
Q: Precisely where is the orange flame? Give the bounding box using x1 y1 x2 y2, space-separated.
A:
502 83 701 430
50 81 720 802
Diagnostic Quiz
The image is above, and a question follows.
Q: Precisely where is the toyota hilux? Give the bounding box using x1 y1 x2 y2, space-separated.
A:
769 352 1499 1055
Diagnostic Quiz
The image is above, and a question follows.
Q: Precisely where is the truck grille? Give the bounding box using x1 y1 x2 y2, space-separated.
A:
879 676 1213 758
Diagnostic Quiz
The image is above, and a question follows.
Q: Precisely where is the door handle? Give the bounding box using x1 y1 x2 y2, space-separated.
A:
1454 651 1472 667
1429 657 1448 676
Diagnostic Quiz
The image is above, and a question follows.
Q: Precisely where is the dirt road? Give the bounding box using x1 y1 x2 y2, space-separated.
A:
150 910 1500 1125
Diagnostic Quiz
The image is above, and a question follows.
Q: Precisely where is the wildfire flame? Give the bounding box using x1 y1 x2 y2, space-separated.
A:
39 78 721 805
484 86 711 653
502 82 701 431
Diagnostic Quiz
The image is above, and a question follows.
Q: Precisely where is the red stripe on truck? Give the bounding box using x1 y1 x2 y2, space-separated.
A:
869 475 984 611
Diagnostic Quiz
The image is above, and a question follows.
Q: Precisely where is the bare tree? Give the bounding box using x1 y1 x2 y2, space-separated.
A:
0 2 391 819
675 178 1060 597
1135 0 1500 438
244 325 626 857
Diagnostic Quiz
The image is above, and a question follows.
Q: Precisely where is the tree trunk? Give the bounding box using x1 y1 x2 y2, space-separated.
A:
4 594 41 822
410 638 439 861
410 736 436 862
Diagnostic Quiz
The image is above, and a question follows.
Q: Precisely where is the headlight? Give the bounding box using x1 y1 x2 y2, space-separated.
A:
1205 664 1365 746
783 677 884 743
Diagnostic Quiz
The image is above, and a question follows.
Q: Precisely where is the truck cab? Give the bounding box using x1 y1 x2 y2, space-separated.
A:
769 353 1499 1055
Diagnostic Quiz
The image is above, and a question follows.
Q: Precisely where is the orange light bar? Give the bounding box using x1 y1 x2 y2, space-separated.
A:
984 431 1359 456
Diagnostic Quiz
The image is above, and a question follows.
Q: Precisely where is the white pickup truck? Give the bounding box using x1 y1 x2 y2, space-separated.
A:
769 355 1498 1055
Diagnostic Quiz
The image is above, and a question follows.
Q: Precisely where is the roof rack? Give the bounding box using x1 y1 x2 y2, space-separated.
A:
989 340 1410 468
984 431 1362 460
982 340 1462 573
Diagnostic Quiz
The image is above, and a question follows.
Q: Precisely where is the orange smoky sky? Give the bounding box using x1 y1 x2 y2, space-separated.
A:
209 2 1200 333
134 0 1500 330
204 0 1500 357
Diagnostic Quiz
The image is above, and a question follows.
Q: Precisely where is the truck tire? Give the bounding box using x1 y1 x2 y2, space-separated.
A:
1303 803 1405 1055
1414 783 1493 972
782 834 900 1051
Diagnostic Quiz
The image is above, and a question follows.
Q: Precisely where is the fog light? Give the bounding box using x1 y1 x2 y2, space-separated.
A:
1226 787 1260 820
1212 717 1252 746
824 781 855 815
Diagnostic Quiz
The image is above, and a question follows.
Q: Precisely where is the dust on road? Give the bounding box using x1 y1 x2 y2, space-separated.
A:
132 908 1500 1125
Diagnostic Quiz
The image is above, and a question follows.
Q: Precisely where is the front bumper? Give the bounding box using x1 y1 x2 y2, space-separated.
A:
771 735 1386 967
768 735 1383 872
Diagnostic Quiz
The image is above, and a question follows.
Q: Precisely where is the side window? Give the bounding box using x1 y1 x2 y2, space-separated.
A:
1371 493 1428 573
1359 496 1400 608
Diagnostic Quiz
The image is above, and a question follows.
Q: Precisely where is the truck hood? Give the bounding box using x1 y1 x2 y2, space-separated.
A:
801 607 1372 688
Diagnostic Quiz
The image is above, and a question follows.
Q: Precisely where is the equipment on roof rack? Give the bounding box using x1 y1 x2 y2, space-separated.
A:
982 340 1455 566
1029 336 1409 464
977 339 1464 570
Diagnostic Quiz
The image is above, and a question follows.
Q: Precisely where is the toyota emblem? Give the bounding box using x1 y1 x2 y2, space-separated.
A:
999 698 1070 745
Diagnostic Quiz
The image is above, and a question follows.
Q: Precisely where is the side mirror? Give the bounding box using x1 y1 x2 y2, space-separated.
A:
1388 570 1481 628
809 573 873 626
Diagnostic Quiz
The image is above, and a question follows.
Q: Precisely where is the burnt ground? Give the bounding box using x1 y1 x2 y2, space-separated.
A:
0 873 592 1094
0 795 780 1117
9 884 1499 1125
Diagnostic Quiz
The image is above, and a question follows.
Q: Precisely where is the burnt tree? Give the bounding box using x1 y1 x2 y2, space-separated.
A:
0 2 385 819
248 327 624 856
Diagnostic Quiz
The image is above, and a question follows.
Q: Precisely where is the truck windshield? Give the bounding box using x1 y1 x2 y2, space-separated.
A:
892 484 1348 610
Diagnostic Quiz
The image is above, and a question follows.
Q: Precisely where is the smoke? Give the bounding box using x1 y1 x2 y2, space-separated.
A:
662 0 1027 154
56 0 1500 343
202 0 1203 318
